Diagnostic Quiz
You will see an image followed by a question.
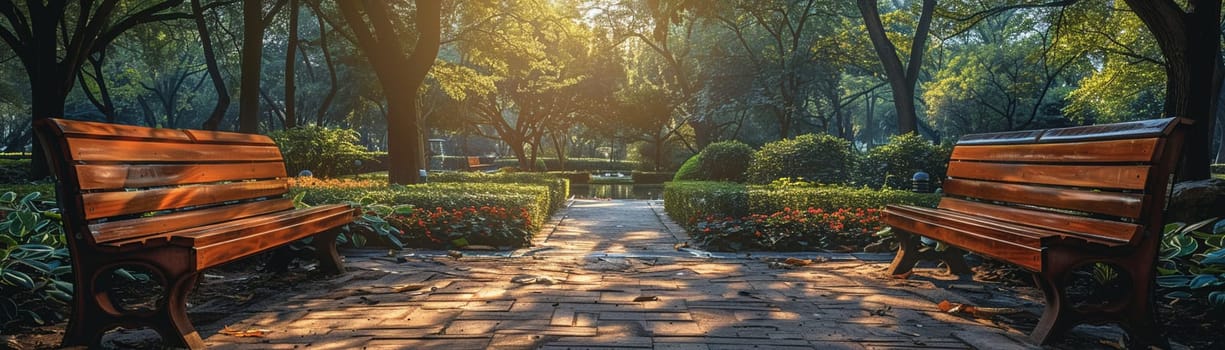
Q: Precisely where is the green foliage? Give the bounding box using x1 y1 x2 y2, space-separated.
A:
0 192 72 329
269 126 373 178
745 134 853 185
748 179 941 214
857 133 952 189
1157 218 1225 311
1212 164 1225 175
548 171 591 184
673 153 703 181
630 171 675 184
698 140 754 182
290 177 555 237
492 157 639 171
663 181 749 227
0 159 30 184
428 172 569 213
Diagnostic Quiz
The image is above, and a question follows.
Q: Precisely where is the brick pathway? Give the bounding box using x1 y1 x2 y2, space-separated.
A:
198 199 1047 349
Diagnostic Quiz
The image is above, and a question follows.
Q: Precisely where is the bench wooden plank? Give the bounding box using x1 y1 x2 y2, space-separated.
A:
942 178 1145 219
949 138 1160 163
939 198 1140 246
79 179 289 220
90 198 296 245
64 137 283 162
75 162 288 190
50 118 193 142
947 162 1150 190
182 129 279 145
165 204 355 247
885 207 1043 271
193 207 357 270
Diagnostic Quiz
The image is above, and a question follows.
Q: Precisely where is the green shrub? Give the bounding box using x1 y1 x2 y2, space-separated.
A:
747 179 940 214
549 171 591 184
491 157 638 171
663 181 749 227
1212 164 1225 174
858 133 951 189
269 126 372 178
673 153 703 181
699 140 754 182
429 172 569 213
746 134 853 185
386 206 534 249
0 159 31 183
290 177 554 235
631 171 675 184
0 192 72 329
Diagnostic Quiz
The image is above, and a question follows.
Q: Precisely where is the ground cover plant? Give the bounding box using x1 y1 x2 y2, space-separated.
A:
0 192 71 330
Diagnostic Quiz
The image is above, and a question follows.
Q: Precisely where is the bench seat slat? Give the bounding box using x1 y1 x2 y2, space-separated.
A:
80 179 289 220
51 119 193 142
884 205 1042 271
182 129 278 145
192 206 358 270
166 204 355 247
947 162 1150 190
65 137 283 162
75 162 288 190
942 178 1145 219
939 198 1139 246
90 198 296 244
949 138 1160 163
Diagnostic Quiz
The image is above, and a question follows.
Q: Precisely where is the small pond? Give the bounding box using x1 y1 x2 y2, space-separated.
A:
570 184 663 200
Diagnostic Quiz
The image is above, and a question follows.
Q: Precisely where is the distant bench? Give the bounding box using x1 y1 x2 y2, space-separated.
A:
883 118 1189 347
36 118 360 349
466 156 494 171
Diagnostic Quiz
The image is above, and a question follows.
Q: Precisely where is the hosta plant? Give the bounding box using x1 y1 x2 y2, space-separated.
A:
1156 218 1225 311
0 192 72 329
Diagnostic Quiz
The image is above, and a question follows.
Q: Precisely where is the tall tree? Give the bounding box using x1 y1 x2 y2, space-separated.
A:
0 0 189 178
195 0 233 130
284 0 299 128
239 0 286 133
856 0 936 135
1123 0 1220 181
338 0 441 184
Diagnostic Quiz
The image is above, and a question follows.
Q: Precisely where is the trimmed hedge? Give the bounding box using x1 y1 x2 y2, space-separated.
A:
0 159 31 183
429 171 569 212
699 140 753 182
748 182 940 214
663 181 749 227
673 154 702 181
494 157 640 171
857 133 951 189
631 171 675 184
663 180 940 228
290 177 553 233
746 134 854 185
1213 164 1225 174
549 171 591 184
269 126 372 177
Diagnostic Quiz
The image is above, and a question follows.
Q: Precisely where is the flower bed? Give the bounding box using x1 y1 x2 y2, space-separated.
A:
693 207 884 252
385 206 534 248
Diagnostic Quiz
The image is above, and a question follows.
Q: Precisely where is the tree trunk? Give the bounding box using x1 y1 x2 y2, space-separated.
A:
239 0 265 133
314 10 337 126
284 0 298 128
195 0 231 130
1124 0 1220 180
338 0 441 184
857 0 935 135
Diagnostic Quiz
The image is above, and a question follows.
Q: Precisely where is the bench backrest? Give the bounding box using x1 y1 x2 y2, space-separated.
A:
942 117 1188 247
36 118 294 247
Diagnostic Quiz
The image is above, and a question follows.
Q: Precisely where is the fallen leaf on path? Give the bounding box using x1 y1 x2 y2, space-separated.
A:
392 283 428 292
219 326 271 338
936 300 1021 319
633 296 660 302
783 258 812 266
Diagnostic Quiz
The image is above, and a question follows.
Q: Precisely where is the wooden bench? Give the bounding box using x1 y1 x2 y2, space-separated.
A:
466 156 494 171
34 118 360 349
884 117 1189 347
